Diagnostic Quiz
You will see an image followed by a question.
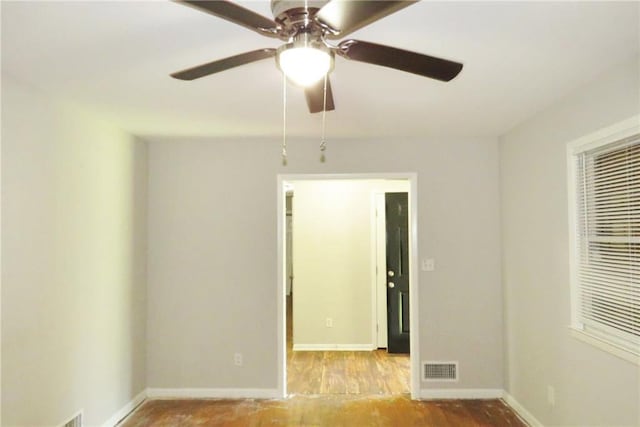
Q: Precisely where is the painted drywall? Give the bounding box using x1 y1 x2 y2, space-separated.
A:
291 179 409 348
1 77 148 426
146 135 503 393
292 180 372 348
500 57 640 426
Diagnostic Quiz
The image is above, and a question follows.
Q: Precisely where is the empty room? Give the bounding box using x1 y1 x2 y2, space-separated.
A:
1 1 639 426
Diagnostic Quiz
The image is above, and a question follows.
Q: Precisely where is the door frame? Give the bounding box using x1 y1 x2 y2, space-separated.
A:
276 173 420 399
373 191 388 349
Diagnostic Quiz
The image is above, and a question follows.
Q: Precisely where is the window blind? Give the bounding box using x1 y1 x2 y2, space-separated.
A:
574 135 639 352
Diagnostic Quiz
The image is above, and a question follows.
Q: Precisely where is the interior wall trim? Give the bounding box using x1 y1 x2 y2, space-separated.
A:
502 391 544 427
419 388 504 400
146 388 281 400
292 344 377 351
277 172 420 400
101 389 147 427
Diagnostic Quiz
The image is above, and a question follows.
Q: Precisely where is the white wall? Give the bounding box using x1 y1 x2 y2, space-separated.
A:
146 135 503 393
500 57 640 426
1 77 148 426
291 179 408 349
292 180 374 348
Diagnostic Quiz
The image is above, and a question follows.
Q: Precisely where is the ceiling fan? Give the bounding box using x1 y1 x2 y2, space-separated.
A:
171 0 463 114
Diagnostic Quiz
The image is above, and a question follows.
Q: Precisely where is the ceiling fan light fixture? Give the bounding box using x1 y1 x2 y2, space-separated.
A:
277 36 333 87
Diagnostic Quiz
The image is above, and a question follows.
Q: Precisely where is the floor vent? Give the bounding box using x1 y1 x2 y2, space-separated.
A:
423 361 458 382
62 412 82 427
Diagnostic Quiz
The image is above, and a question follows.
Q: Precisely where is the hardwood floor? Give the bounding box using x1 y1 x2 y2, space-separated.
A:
121 396 526 426
288 349 409 395
120 296 527 426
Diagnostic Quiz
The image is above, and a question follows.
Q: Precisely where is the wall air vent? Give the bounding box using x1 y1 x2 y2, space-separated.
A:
423 361 458 382
61 411 82 427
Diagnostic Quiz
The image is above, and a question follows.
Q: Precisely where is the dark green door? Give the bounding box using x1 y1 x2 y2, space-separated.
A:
385 192 410 354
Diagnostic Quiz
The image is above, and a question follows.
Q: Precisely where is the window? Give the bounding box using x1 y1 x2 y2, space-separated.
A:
568 117 639 358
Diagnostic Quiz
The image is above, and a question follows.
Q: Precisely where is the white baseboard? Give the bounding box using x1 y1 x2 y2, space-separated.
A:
503 391 544 427
146 388 281 400
292 343 376 351
419 388 504 399
101 389 147 427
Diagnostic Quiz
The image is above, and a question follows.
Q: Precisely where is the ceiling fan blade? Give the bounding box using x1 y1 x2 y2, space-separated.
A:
305 77 335 113
338 40 463 82
316 1 417 39
177 0 281 38
171 48 276 80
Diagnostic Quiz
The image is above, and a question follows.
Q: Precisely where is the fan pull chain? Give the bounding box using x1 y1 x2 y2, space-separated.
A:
320 73 328 163
282 72 287 166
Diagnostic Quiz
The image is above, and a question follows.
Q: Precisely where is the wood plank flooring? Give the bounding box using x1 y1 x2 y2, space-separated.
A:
287 349 409 395
121 396 527 426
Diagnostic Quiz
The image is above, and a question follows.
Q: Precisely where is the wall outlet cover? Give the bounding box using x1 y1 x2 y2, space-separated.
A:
234 353 243 366
421 258 435 271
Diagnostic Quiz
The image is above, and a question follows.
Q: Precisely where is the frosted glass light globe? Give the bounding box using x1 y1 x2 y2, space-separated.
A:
278 46 332 87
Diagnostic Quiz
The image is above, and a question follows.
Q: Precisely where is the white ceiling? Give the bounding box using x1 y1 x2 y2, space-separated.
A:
2 1 639 139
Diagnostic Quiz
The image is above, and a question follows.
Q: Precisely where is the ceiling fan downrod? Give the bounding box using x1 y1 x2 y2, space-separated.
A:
320 73 328 163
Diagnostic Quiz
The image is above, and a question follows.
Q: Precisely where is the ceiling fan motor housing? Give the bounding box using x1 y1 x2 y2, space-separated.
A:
271 0 330 20
271 0 333 41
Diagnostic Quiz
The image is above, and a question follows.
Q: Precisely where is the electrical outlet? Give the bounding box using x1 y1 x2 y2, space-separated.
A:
547 385 555 406
421 258 435 271
234 353 243 366
325 318 333 328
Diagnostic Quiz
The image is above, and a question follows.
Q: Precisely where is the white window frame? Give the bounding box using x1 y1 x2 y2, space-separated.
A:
567 116 640 364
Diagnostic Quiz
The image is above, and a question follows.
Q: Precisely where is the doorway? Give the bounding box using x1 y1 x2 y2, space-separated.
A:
276 174 419 399
384 192 410 354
